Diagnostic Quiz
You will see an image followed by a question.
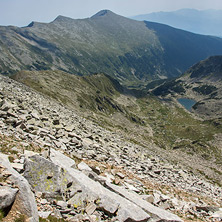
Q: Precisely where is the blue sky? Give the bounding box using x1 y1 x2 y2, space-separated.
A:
1 0 222 27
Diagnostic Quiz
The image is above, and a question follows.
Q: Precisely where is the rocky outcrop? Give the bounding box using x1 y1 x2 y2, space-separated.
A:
104 182 182 222
0 186 18 209
0 153 39 222
21 149 183 222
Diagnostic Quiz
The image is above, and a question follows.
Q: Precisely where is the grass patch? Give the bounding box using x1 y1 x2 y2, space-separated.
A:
39 215 66 222
15 214 26 222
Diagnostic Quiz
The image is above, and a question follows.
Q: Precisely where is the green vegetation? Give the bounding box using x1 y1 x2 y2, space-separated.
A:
39 215 66 222
152 80 185 96
193 85 217 95
0 209 5 220
15 214 26 222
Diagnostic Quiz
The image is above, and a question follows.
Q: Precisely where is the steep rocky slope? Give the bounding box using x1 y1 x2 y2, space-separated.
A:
1 70 222 221
11 70 222 187
1 10 222 85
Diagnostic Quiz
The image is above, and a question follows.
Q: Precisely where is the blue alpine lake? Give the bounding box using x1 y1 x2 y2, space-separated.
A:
177 98 196 111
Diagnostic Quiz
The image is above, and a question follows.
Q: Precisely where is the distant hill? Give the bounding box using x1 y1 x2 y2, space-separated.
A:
1 10 222 85
132 9 222 37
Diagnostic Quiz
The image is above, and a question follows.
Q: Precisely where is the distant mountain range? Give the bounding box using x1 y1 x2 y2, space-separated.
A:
1 10 222 86
131 9 222 37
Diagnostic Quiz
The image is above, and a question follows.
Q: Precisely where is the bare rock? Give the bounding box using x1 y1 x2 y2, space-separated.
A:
78 161 92 172
11 162 24 173
0 186 18 209
50 149 150 222
0 153 39 222
38 211 52 219
105 181 183 222
85 202 97 215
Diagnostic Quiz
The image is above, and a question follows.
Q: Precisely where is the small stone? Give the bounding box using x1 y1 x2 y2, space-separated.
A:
104 173 115 183
57 200 68 209
153 192 161 205
159 202 170 210
116 172 125 179
211 210 222 219
36 192 42 198
11 163 24 173
24 150 37 157
124 182 140 193
1 100 14 111
65 125 75 132
0 186 18 209
31 110 40 120
91 166 101 175
114 178 121 185
160 194 170 202
40 199 48 205
85 202 97 215
52 209 63 219
78 161 92 172
38 211 52 218
142 195 154 204
41 150 50 159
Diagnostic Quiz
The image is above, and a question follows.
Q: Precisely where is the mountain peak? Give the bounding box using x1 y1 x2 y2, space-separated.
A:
53 15 74 23
27 21 35 27
91 10 116 18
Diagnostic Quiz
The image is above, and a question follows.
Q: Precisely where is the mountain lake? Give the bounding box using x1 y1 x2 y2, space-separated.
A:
177 98 196 111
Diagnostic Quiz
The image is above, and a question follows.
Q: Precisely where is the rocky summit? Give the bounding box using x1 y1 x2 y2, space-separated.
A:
0 71 222 221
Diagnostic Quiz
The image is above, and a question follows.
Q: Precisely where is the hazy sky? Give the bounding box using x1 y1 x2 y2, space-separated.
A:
1 0 222 27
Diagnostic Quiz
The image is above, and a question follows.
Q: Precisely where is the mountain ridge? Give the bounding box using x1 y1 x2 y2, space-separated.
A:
1 10 222 85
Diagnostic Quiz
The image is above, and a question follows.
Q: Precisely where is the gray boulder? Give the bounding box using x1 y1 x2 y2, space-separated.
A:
0 153 39 222
23 152 80 198
0 186 18 209
24 154 64 193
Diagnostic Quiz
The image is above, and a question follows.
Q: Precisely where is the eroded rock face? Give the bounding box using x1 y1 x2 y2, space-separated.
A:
0 153 39 222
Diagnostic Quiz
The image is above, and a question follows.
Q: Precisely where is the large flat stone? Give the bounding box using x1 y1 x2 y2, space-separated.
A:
105 182 183 222
50 149 150 222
